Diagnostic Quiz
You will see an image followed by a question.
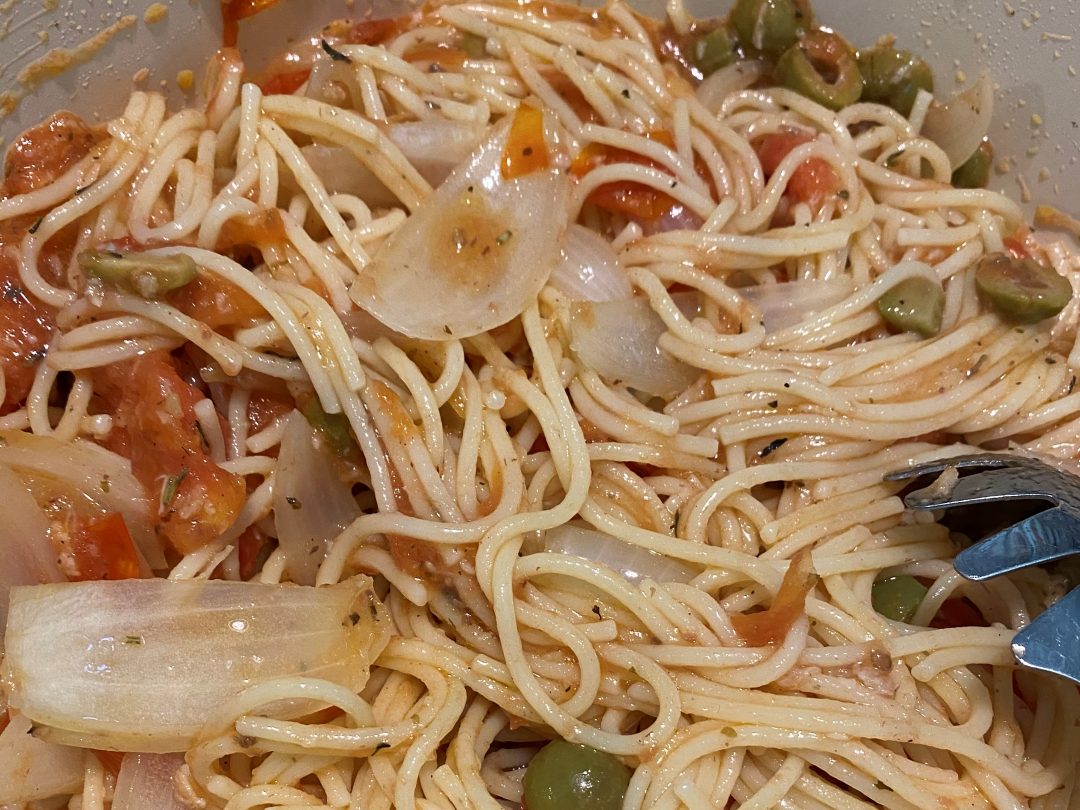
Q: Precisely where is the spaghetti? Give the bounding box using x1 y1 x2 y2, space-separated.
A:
0 0 1078 808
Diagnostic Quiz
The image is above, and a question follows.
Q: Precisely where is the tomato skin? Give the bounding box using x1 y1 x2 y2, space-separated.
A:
66 512 142 581
93 352 245 555
167 272 264 331
221 0 280 47
571 131 686 224
502 104 550 180
260 68 311 95
755 131 840 208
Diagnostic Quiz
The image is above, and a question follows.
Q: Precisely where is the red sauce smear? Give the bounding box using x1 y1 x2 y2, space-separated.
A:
731 549 818 646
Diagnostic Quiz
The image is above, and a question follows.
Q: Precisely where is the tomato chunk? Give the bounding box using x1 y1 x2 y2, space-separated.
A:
755 131 840 209
502 103 550 180
93 352 245 554
221 0 281 47
3 111 98 197
65 512 142 581
167 272 264 331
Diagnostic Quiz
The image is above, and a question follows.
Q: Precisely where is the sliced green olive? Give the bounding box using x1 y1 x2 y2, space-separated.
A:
730 0 809 57
523 740 630 810
975 252 1073 324
775 30 863 111
691 26 738 77
951 138 993 189
877 276 945 337
459 32 487 59
857 46 934 117
300 396 357 459
872 575 928 623
79 250 197 299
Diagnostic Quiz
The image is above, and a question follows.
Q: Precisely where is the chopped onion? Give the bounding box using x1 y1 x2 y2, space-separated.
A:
2 576 390 752
696 60 769 113
0 712 85 803
112 753 187 810
544 524 699 585
350 117 570 339
549 224 632 302
0 464 63 652
570 296 699 397
921 72 994 169
739 278 854 332
386 119 486 188
274 411 361 586
301 144 395 205
0 430 163 569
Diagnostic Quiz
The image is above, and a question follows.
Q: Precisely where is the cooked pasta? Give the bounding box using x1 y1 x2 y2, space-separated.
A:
0 1 1079 808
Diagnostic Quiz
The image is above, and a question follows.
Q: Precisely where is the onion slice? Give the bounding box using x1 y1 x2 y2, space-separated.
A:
738 278 854 332
550 224 632 302
696 59 769 113
350 117 570 339
570 296 699 397
0 429 163 569
0 464 64 652
2 576 390 752
545 524 699 585
0 712 85 803
112 753 187 810
921 72 994 169
274 411 361 585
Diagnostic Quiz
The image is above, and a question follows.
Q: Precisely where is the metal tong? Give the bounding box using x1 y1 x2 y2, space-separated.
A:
885 453 1080 685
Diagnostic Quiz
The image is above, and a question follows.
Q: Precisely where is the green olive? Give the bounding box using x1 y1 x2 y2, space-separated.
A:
877 276 945 337
522 740 631 810
775 30 864 111
79 249 198 299
951 139 993 189
691 26 738 77
460 32 487 59
872 575 928 623
974 252 1072 324
857 46 933 117
300 396 358 459
730 0 809 57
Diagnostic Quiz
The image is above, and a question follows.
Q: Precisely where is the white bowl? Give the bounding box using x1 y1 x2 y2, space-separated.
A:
1 0 1078 211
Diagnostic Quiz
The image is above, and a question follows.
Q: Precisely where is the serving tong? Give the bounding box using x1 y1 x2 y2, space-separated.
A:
885 453 1080 685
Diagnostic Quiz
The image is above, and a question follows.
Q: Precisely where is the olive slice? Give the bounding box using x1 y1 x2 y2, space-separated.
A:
877 276 945 337
79 250 198 299
974 252 1072 324
523 740 631 810
951 139 993 189
691 26 738 77
775 30 863 111
730 0 809 57
857 46 934 117
873 575 928 623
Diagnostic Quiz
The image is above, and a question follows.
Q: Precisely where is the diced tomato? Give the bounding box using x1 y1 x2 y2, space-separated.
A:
260 68 311 95
570 130 698 225
66 512 142 581
237 526 273 580
1003 232 1031 260
221 0 281 47
247 390 294 436
929 597 987 629
167 272 264 331
93 352 245 554
0 225 55 414
2 111 99 197
93 749 125 777
345 13 418 46
502 103 550 180
754 131 840 209
731 550 818 646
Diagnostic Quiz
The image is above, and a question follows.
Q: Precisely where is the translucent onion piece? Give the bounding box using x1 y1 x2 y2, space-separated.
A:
350 118 570 340
301 144 395 205
545 525 699 585
739 278 854 332
112 753 187 810
0 430 163 569
570 296 699 397
387 119 486 188
921 72 993 169
274 411 361 586
0 712 85 803
550 224 632 302
695 59 769 113
0 464 63 652
2 576 390 752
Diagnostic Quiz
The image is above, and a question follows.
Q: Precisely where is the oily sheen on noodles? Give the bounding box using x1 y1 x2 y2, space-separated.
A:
0 1 1078 809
